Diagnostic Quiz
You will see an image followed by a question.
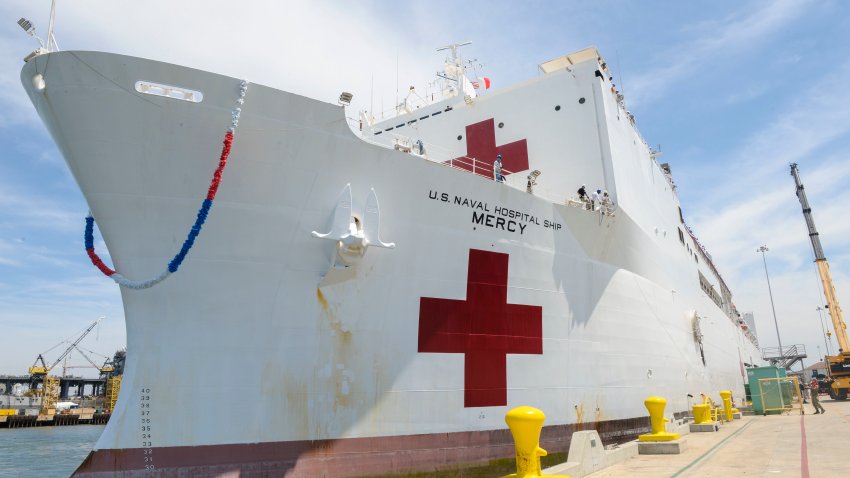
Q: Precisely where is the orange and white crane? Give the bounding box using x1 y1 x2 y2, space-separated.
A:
791 163 849 399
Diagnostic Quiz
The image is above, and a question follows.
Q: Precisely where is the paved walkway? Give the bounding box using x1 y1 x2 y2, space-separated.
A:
587 398 849 478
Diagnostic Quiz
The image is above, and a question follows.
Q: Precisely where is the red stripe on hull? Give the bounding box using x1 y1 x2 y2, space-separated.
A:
73 417 653 477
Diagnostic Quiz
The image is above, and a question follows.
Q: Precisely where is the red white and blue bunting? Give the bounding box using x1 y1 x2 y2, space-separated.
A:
84 80 249 290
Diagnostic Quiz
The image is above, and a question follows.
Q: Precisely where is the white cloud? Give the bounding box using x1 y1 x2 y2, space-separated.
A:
683 56 850 358
0 183 80 233
0 0 450 122
0 274 125 376
696 159 850 275
724 83 767 105
689 57 850 274
627 0 808 107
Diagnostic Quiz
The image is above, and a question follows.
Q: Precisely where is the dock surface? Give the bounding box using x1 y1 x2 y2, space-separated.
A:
586 399 848 477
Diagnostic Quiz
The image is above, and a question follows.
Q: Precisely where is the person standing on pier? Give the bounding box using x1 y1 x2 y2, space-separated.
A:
810 376 825 414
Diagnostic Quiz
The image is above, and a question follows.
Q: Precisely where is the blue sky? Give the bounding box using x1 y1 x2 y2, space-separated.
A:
1 0 848 376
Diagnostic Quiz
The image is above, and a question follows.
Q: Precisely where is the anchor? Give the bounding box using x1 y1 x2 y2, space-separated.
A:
312 184 395 276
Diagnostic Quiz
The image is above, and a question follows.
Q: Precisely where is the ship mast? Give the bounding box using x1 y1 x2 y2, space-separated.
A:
436 41 471 97
47 0 58 52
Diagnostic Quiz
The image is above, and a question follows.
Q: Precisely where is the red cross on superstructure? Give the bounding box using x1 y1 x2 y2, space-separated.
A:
448 118 529 179
418 249 543 407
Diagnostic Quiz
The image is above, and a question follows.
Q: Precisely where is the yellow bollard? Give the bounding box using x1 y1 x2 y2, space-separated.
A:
503 406 569 478
719 390 733 422
638 396 681 442
692 404 712 424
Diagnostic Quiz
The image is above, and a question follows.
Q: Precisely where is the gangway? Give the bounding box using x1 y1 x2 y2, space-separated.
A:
762 344 807 370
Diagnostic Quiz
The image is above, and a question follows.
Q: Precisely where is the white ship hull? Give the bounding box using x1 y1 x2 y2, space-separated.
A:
21 49 760 477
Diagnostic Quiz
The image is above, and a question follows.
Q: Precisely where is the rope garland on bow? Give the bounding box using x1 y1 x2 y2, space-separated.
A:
84 80 249 289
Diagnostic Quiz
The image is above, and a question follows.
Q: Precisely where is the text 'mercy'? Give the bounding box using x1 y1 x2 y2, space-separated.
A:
428 190 562 235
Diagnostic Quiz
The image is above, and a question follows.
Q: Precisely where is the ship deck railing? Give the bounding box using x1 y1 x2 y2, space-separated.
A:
762 344 808 370
361 130 617 216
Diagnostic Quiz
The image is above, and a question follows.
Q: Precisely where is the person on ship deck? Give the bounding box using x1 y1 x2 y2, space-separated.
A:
577 184 589 209
493 154 505 183
591 189 601 210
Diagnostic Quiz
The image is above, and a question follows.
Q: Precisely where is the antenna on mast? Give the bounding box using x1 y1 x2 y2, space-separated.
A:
47 0 59 52
616 49 624 100
436 42 472 97
437 41 472 78
395 51 399 113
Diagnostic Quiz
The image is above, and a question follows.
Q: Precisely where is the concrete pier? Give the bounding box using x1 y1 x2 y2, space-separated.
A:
580 398 848 477
0 412 110 428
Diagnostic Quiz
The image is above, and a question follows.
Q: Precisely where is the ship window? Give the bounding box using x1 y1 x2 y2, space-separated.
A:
678 207 684 223
420 115 430 120
678 228 685 244
374 131 382 135
695 255 698 264
445 106 453 112
555 105 561 111
498 122 504 128
457 135 463 141
385 127 394 131
579 97 586 104
396 124 405 128
431 111 442 116
408 120 417 125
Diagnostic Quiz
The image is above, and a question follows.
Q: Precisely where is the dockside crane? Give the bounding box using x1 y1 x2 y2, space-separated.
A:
28 317 104 411
67 344 115 377
791 163 850 400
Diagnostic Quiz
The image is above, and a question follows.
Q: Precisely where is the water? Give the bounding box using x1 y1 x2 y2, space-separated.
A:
0 425 104 478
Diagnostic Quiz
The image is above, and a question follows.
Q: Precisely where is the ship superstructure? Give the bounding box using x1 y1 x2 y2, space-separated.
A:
20 40 760 476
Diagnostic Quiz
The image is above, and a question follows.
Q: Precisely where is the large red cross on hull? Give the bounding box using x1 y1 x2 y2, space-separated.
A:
418 249 543 407
447 118 529 179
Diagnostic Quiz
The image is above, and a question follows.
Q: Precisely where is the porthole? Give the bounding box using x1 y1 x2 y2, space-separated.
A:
457 135 463 141
578 97 586 104
498 122 504 128
555 105 561 111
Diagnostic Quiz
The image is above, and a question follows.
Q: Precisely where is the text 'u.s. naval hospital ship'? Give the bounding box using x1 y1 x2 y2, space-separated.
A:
19 18 761 476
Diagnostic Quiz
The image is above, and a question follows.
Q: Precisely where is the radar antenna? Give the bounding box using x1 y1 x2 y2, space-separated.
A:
437 41 472 83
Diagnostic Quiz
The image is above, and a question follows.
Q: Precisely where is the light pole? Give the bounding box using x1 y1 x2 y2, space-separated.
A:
758 245 784 358
816 306 832 356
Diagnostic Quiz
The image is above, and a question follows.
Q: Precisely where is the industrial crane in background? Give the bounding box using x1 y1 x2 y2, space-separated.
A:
64 345 115 377
28 317 105 411
791 163 850 400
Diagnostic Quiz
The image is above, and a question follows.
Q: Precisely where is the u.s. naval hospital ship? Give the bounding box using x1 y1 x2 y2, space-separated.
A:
20 28 760 476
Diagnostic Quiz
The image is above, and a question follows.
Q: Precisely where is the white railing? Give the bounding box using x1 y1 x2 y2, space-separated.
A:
445 155 513 178
359 130 616 216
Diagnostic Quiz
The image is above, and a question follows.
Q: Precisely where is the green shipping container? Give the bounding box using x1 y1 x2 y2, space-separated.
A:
746 366 786 415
